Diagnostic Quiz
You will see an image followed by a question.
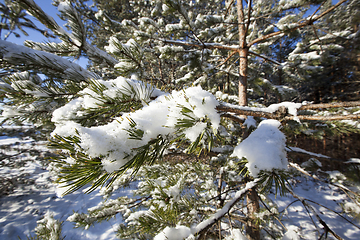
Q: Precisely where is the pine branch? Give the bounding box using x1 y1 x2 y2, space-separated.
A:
0 40 97 81
16 0 118 67
247 0 348 46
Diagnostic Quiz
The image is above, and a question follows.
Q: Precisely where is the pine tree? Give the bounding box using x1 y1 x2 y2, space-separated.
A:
1 0 360 239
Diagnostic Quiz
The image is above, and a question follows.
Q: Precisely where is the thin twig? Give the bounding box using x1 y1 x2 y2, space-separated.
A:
289 163 360 207
286 186 344 240
225 0 236 17
306 199 360 230
258 196 287 231
216 51 237 68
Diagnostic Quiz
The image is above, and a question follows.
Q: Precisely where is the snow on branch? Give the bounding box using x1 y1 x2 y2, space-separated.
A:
160 38 240 52
154 179 259 240
248 0 348 47
217 101 360 122
0 40 98 81
51 83 220 177
217 102 301 120
17 0 118 67
299 101 360 110
290 115 360 121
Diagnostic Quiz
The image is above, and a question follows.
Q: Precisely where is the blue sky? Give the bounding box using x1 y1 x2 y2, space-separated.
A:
1 0 64 45
0 0 88 67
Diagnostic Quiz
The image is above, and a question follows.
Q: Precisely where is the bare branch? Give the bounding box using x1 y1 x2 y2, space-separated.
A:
217 101 360 122
217 104 278 119
248 50 281 65
299 101 360 110
289 162 360 203
287 115 360 121
216 51 237 68
159 38 240 51
225 0 236 18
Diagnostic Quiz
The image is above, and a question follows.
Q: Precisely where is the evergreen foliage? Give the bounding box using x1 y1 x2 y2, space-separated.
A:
1 0 360 239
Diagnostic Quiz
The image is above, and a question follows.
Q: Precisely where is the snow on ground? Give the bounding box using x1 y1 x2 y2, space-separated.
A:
0 126 359 239
0 130 132 240
270 177 360 239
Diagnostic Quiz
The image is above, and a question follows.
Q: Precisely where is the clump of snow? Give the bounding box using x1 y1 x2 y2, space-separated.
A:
343 202 360 215
52 84 220 173
224 229 248 240
243 116 257 129
346 158 360 164
57 1 71 13
94 9 103 19
154 226 193 240
231 119 288 177
184 122 207 142
35 211 62 240
282 226 300 240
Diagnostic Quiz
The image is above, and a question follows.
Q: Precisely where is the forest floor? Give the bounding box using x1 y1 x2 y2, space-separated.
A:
0 125 359 239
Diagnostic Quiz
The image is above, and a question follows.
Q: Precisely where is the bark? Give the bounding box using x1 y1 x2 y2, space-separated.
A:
238 47 249 106
237 0 248 106
246 188 260 240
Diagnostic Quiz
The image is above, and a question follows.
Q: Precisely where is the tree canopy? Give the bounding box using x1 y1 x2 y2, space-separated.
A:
1 0 360 239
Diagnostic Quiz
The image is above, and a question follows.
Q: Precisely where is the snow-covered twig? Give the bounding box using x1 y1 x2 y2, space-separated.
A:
217 101 360 121
286 186 344 240
288 115 360 121
289 162 360 206
299 101 360 110
194 179 259 238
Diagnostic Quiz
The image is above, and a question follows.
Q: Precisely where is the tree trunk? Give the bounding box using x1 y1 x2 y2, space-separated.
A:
237 0 248 106
237 1 260 240
246 188 260 240
239 47 249 106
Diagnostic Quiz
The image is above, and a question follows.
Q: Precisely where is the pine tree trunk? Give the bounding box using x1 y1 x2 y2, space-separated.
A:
239 47 249 106
246 187 260 240
237 0 248 106
237 1 260 239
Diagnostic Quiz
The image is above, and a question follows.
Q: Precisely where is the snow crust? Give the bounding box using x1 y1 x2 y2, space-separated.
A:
231 119 288 177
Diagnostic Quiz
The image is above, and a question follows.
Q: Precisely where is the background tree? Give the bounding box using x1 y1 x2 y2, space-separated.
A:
1 0 360 239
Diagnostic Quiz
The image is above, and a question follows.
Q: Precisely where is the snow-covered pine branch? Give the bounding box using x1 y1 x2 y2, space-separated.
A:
17 0 118 67
0 40 97 81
